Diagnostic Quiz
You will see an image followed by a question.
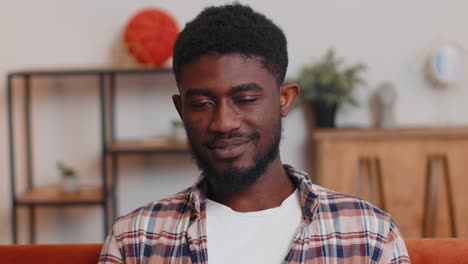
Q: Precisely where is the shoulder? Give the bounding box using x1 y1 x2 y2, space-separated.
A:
111 187 193 239
307 185 409 262
311 184 393 237
313 184 389 216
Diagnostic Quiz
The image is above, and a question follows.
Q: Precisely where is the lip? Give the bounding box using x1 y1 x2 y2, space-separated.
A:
207 138 251 159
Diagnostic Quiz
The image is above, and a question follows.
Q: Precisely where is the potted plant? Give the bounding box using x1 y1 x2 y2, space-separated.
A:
170 119 186 142
57 161 79 194
296 48 366 128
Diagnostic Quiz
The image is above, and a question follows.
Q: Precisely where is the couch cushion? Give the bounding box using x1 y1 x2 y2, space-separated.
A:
406 238 468 264
2 239 468 263
0 244 101 264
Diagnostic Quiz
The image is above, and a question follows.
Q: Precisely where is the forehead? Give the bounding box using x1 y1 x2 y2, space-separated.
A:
178 54 277 94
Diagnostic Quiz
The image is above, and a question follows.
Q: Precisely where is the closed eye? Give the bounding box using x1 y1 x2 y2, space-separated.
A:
234 96 259 105
190 99 215 109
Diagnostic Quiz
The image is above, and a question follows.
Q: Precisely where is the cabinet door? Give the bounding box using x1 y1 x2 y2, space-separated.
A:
314 138 468 238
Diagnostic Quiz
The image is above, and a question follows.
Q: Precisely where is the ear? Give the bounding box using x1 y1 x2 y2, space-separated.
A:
172 94 183 120
279 82 299 117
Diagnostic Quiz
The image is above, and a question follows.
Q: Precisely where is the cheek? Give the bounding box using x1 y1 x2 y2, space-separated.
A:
183 113 209 135
250 103 280 127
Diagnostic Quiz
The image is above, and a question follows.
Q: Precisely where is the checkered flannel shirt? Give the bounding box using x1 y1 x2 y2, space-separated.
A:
99 164 410 263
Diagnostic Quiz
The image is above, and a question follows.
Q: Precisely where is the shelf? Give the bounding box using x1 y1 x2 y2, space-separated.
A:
313 127 468 141
7 67 178 243
107 137 189 154
16 186 104 206
8 67 173 77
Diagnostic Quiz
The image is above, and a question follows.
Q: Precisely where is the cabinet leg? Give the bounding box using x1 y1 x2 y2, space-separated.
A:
422 154 457 237
374 158 386 212
422 156 432 237
442 155 457 237
357 156 386 210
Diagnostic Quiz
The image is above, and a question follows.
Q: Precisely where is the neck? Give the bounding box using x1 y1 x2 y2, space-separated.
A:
206 159 295 212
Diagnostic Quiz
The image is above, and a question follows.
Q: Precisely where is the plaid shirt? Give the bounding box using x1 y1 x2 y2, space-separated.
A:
99 164 410 263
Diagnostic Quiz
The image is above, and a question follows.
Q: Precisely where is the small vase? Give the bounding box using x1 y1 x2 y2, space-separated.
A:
310 101 338 128
61 176 80 194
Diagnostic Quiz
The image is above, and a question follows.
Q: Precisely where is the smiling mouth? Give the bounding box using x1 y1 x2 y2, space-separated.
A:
207 138 251 159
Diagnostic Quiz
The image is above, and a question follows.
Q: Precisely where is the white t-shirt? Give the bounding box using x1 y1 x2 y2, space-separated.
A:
206 189 302 263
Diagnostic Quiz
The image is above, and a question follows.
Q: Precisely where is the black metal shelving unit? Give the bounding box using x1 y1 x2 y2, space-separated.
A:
7 68 189 244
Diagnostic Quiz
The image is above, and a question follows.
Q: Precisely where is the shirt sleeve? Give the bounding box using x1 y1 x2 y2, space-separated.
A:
98 228 124 264
380 219 411 264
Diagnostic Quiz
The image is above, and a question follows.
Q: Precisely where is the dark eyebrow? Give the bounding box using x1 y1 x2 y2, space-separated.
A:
185 88 212 97
184 83 263 97
230 83 263 94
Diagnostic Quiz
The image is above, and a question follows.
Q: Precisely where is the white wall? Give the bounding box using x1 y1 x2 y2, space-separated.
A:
1 0 467 244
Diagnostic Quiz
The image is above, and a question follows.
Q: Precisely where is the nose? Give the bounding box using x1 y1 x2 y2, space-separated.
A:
209 101 242 133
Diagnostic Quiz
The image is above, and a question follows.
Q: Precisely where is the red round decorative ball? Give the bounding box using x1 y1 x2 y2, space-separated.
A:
124 8 179 67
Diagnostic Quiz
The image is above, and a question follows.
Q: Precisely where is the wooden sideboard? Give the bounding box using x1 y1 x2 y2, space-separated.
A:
312 128 468 238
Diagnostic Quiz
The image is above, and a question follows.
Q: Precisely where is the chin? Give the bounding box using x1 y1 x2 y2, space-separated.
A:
204 158 271 193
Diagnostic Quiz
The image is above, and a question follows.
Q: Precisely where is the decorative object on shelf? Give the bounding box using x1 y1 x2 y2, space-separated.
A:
7 68 183 243
426 44 466 87
170 119 186 143
124 8 179 67
57 162 79 194
296 48 366 128
373 81 398 128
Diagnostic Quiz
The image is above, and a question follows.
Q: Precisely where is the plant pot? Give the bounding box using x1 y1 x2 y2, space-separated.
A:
310 101 338 128
61 176 80 194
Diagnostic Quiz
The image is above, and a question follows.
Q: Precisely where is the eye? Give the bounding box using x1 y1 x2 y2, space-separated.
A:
234 96 258 105
190 99 215 109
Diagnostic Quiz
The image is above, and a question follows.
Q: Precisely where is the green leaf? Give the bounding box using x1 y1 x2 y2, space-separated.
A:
295 48 366 108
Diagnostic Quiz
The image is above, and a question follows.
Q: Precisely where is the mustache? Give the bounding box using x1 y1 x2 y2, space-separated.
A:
205 131 260 147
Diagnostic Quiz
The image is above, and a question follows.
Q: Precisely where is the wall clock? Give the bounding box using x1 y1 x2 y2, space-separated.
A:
427 44 465 86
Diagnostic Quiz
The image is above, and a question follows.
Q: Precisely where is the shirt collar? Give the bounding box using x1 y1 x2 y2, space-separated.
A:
283 164 319 223
187 164 319 223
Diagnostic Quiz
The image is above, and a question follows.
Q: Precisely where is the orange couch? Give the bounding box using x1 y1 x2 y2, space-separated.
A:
0 243 101 264
406 238 468 263
0 239 467 263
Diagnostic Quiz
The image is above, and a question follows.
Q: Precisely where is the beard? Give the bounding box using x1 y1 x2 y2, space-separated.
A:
187 118 282 193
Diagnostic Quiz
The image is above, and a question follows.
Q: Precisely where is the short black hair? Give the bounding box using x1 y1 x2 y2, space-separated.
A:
172 3 288 85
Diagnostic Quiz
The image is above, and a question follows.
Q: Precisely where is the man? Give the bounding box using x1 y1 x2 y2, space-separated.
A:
99 4 410 263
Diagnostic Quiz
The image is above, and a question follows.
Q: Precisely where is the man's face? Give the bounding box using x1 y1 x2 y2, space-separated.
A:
173 54 285 192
